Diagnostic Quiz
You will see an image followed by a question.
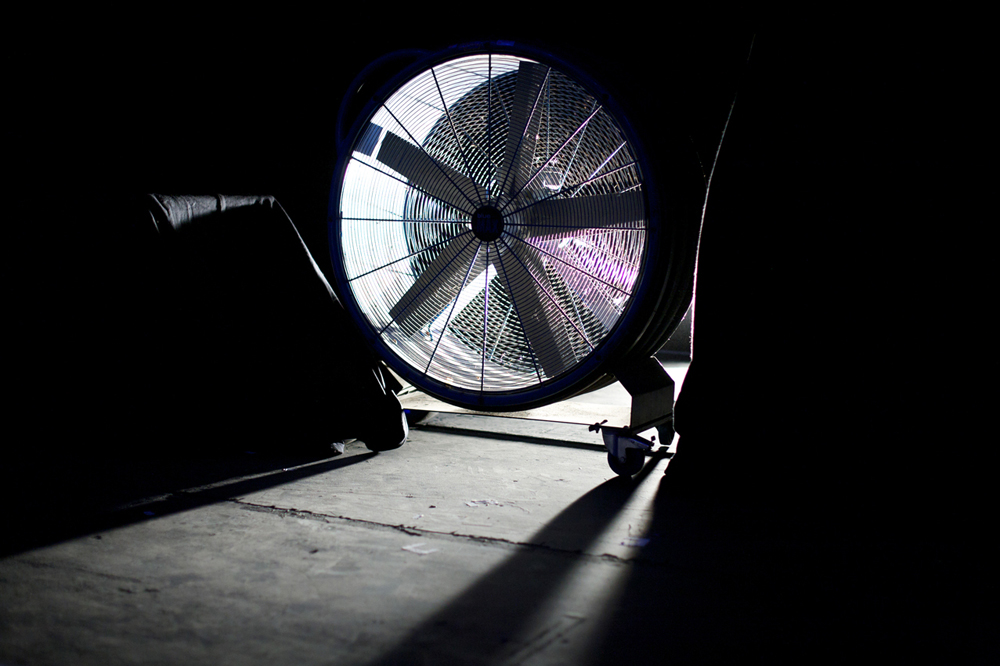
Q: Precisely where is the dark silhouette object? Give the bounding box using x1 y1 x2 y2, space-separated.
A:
144 193 408 453
670 34 991 537
8 194 406 459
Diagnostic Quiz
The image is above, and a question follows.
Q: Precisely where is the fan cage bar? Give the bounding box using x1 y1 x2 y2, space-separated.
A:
481 243 490 391
497 66 552 206
431 66 485 208
504 232 634 296
343 217 467 224
498 236 597 351
505 220 645 232
380 103 482 214
495 243 544 384
543 227 643 268
347 228 471 283
424 242 484 373
350 156 476 217
500 102 604 213
487 53 493 201
556 99 598 191
377 233 477 337
502 159 639 220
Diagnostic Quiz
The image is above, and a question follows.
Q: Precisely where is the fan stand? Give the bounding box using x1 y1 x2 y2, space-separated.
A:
600 357 676 476
396 356 676 477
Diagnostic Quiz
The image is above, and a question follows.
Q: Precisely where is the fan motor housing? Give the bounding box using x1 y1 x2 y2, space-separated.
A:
329 41 702 411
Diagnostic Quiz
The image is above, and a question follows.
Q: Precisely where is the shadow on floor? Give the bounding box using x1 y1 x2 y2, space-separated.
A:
364 448 998 665
369 452 665 665
582 475 1000 664
0 444 376 558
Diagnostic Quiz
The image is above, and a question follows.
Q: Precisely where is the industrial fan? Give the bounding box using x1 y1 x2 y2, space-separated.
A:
329 42 701 469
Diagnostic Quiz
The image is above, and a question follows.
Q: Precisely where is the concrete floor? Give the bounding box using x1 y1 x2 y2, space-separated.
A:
1 363 995 665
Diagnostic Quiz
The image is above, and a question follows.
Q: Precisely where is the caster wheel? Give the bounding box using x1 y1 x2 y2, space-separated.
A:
608 448 645 477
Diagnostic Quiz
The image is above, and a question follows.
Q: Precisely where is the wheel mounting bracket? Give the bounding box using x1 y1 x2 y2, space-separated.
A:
594 424 654 463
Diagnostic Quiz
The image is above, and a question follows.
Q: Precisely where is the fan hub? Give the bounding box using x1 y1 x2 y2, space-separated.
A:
471 206 504 242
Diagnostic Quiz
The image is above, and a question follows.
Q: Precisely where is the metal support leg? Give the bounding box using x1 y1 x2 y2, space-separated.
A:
595 357 676 475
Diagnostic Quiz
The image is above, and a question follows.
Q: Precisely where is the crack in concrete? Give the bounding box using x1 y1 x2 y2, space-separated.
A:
230 499 641 566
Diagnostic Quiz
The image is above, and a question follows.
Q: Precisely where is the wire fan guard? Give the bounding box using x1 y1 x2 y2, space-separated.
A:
331 46 675 410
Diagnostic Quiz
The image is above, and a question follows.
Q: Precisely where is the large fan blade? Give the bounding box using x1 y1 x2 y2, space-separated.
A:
497 61 547 200
389 235 484 337
521 190 644 238
376 132 479 214
507 230 636 332
495 244 576 378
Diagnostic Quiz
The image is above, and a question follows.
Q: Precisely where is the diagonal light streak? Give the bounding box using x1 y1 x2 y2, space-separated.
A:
487 52 493 201
393 89 444 115
504 221 644 232
539 231 643 269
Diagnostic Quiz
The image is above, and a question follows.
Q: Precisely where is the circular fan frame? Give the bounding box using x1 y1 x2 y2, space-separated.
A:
329 42 682 411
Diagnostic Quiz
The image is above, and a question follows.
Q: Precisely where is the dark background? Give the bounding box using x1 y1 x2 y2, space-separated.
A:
6 20 991 532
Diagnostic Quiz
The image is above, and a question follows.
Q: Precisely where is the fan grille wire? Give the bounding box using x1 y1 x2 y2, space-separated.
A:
337 53 647 394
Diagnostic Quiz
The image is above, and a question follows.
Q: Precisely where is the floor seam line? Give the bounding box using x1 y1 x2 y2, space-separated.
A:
229 498 642 565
